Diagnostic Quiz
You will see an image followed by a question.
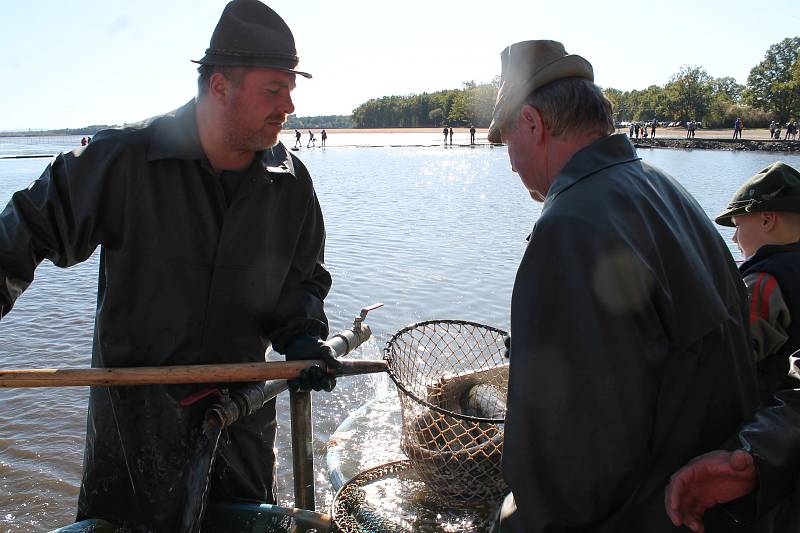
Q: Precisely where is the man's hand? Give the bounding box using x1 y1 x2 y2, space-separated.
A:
284 334 341 392
664 449 757 533
290 363 336 393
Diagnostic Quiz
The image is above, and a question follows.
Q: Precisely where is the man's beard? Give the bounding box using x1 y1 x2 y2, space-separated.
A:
223 101 283 152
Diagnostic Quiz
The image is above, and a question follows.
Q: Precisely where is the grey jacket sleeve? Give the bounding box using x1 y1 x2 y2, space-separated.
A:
743 271 791 362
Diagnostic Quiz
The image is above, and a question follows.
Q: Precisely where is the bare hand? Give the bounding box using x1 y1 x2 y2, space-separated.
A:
664 449 756 532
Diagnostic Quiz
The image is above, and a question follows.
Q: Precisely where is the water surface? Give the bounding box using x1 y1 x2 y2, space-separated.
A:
0 134 798 530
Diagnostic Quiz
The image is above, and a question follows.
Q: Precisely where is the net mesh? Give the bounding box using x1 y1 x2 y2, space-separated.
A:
383 320 509 506
331 460 498 533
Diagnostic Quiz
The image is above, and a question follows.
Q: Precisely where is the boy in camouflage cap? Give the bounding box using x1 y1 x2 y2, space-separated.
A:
716 161 800 406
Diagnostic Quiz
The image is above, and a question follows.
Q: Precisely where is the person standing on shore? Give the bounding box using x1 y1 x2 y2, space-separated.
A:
734 117 743 139
294 128 302 148
0 1 338 529
651 118 657 138
443 126 449 145
470 125 476 144
321 128 327 147
307 129 316 147
486 39 756 532
449 126 454 145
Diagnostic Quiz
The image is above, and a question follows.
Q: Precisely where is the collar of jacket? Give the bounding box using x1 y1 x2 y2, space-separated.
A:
544 133 640 205
147 99 297 178
740 240 800 273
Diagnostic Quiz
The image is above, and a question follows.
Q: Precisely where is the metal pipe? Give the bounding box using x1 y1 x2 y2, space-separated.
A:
290 390 315 511
287 303 383 518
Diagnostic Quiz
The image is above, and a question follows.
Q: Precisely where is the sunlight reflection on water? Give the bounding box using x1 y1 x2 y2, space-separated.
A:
0 136 799 530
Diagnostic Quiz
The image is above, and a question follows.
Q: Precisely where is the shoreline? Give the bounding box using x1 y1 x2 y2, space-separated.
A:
619 127 800 152
632 137 800 153
3 128 799 157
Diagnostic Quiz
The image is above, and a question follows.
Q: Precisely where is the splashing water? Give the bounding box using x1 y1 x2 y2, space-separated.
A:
179 417 223 533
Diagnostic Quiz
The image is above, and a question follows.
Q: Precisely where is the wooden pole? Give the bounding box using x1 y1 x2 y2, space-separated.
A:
0 359 388 388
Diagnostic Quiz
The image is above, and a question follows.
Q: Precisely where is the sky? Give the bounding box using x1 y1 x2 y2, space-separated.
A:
1 0 799 130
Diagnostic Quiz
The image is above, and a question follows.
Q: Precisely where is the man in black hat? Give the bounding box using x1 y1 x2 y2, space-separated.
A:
0 0 336 529
488 40 756 532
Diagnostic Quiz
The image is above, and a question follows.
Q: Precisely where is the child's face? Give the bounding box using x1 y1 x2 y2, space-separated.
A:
731 213 768 258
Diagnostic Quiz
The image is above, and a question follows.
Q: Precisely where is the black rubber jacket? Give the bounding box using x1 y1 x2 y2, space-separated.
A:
500 134 757 532
0 100 331 531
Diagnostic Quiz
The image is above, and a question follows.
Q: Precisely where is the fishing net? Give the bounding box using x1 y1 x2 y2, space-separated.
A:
331 460 498 533
383 320 509 506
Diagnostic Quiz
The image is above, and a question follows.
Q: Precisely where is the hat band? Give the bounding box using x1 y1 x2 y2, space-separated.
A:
727 196 800 213
205 47 299 62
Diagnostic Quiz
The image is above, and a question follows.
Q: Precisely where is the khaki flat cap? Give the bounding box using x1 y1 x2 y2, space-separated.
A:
715 161 800 227
488 40 593 144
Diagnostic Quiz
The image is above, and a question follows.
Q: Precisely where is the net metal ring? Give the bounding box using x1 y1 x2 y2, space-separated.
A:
383 319 508 425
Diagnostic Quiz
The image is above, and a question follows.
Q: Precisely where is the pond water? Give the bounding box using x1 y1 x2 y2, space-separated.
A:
0 134 798 531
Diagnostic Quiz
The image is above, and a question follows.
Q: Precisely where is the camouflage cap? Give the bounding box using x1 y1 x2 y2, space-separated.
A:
487 40 593 144
715 161 800 227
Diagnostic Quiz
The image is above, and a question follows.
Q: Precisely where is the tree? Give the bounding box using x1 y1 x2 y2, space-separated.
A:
663 66 713 122
711 77 744 102
703 77 746 127
745 37 800 120
603 88 625 122
773 57 800 120
447 95 468 125
466 83 497 127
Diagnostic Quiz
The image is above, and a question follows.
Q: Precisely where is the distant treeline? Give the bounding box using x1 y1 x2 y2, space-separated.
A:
8 37 797 134
0 125 112 137
350 80 498 128
606 36 799 128
349 36 799 130
284 114 353 129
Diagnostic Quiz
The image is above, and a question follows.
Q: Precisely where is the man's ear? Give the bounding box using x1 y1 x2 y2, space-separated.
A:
208 72 231 104
520 104 545 143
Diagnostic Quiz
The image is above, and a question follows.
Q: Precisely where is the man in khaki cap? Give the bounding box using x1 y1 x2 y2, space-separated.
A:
492 40 757 532
0 1 337 530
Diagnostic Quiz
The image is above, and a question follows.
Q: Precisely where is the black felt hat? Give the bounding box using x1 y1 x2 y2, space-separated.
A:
715 162 800 227
193 0 311 79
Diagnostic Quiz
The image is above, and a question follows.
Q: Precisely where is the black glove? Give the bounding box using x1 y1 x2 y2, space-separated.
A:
503 334 511 359
284 334 341 392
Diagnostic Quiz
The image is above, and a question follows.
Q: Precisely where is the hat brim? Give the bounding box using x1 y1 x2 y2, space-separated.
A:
715 196 800 227
714 208 744 227
191 57 311 79
488 55 593 144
